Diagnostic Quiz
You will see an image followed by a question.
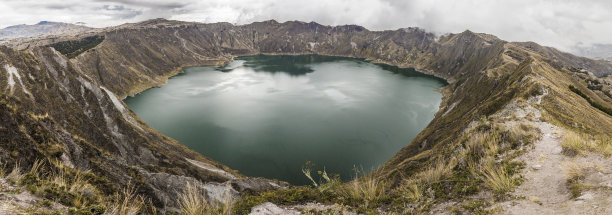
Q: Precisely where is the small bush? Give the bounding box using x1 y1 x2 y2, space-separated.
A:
178 182 236 215
461 200 488 214
564 162 600 198
481 160 517 196
561 132 594 156
48 35 105 59
595 136 612 157
569 85 612 116
404 183 423 201
68 205 105 215
6 163 23 185
507 123 541 149
21 173 41 186
341 175 385 207
179 183 210 215
104 183 144 215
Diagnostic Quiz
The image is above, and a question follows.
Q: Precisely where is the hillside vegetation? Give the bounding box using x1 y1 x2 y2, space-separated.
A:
48 35 105 58
0 19 611 214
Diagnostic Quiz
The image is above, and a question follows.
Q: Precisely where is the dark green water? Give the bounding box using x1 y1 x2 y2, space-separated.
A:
124 55 445 185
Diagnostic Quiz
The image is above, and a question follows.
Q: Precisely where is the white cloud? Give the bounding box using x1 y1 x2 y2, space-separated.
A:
0 0 611 52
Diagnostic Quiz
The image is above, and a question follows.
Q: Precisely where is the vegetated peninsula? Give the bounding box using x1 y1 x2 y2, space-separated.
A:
0 18 611 214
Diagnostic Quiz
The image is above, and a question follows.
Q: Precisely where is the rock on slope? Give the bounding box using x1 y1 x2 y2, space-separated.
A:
1 18 612 213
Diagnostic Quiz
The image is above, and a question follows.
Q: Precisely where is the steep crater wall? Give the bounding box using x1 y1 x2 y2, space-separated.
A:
1 19 612 211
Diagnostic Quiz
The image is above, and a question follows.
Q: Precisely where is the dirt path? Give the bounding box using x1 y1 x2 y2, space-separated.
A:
496 121 612 214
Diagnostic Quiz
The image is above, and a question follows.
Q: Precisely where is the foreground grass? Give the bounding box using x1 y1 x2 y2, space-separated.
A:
179 183 234 215
0 159 144 215
0 119 547 214
562 131 612 157
392 121 536 214
230 120 540 214
560 130 610 199
563 162 600 198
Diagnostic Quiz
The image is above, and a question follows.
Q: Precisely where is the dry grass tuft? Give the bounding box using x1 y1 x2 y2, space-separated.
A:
565 162 603 181
562 131 612 157
6 162 23 185
481 159 516 195
178 182 234 215
423 160 451 185
508 123 541 147
29 160 44 176
43 161 101 208
401 182 423 202
464 131 501 160
564 162 591 181
179 183 211 215
342 174 385 207
595 136 612 157
563 162 602 198
561 132 595 156
105 183 145 215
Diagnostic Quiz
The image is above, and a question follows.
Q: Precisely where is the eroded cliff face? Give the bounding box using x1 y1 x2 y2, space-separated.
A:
1 18 612 212
0 45 281 211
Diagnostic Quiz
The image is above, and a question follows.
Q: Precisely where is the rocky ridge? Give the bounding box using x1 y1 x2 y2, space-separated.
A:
0 18 611 213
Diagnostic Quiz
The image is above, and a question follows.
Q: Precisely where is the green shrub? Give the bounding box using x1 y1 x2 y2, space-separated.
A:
43 186 77 206
48 35 105 58
569 85 612 116
68 205 105 215
21 173 42 187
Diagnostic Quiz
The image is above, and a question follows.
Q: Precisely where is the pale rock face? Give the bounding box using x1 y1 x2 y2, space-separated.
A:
4 64 16 92
186 159 237 180
101 86 142 130
3 64 31 98
203 183 239 205
249 202 300 215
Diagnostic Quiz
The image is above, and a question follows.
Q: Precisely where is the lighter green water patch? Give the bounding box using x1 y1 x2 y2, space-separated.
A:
124 55 445 185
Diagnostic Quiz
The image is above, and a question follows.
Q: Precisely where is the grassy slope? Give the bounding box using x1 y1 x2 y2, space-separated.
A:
1 19 611 213
74 20 612 213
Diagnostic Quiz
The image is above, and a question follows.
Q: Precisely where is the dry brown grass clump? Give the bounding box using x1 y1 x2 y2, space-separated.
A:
561 131 612 157
480 159 516 194
562 132 594 156
178 183 234 215
6 162 23 185
105 183 145 215
594 135 612 157
507 123 541 147
179 183 212 215
563 162 602 198
342 174 385 207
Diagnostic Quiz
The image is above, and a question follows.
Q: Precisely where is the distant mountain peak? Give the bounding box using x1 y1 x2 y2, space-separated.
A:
0 21 91 41
37 21 54 25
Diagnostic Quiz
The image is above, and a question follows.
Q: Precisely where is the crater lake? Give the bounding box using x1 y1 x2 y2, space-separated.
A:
124 55 446 185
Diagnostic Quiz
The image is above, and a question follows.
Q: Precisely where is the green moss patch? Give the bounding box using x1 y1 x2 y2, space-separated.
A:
48 35 105 59
569 85 612 116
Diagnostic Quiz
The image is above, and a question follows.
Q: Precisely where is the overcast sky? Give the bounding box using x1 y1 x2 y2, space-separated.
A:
1 0 611 52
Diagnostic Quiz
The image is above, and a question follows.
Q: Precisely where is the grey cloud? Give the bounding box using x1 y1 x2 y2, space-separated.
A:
93 0 189 10
0 0 611 54
103 5 126 11
101 5 143 19
43 3 74 10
